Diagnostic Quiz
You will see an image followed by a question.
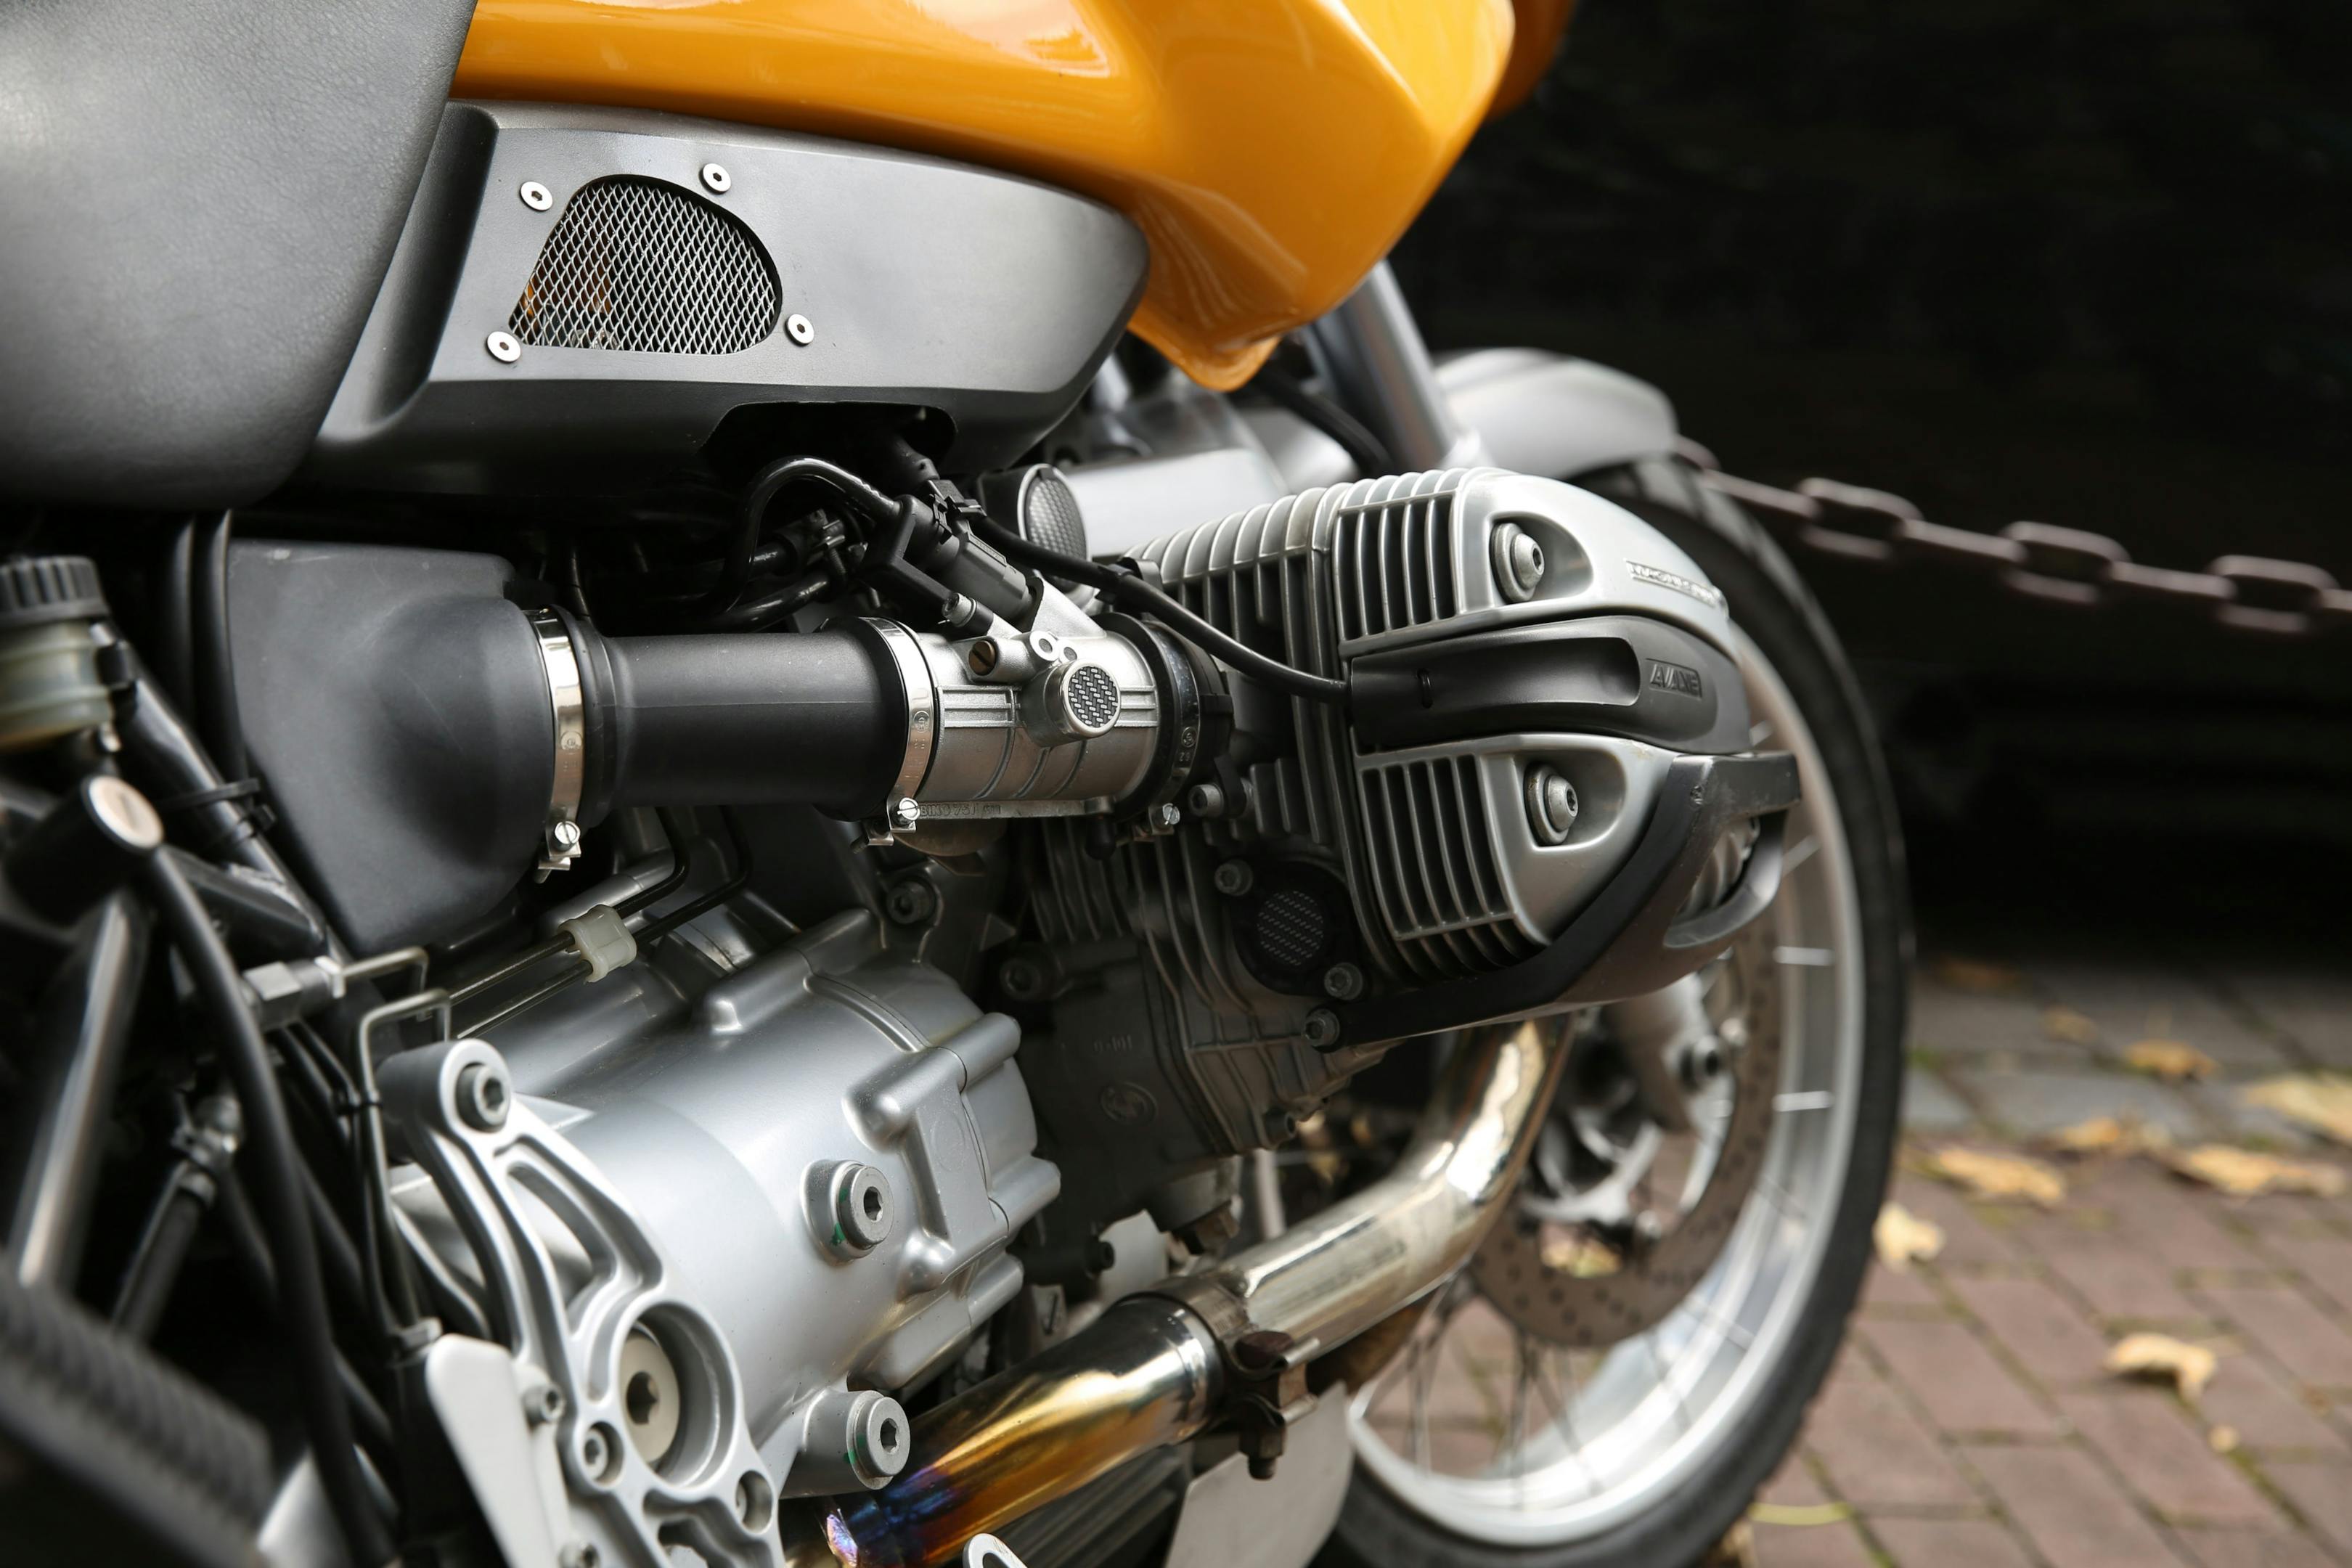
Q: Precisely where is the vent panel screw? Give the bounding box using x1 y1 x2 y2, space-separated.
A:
785 313 815 346
519 181 552 211
700 162 731 193
485 331 521 364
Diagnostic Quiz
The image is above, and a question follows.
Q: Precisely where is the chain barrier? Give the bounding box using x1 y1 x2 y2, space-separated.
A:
1683 452 2352 640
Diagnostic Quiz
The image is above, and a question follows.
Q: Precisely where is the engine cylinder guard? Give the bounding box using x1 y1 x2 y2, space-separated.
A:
1108 468 1800 1048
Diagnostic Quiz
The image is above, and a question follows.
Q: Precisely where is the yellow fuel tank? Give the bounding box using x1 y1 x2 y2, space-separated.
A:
454 0 1512 388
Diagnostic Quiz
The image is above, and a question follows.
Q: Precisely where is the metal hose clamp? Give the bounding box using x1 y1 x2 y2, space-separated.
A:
529 608 587 873
863 618 936 805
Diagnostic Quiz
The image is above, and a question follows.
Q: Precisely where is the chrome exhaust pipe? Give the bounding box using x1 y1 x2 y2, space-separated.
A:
819 1019 1568 1567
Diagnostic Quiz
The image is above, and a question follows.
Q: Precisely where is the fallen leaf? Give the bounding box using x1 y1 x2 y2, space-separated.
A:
1748 1502 1854 1527
1925 1146 2067 1206
2209 1425 2241 1454
2042 1115 2168 1158
2125 1040 2219 1082
1874 1202 1946 1272
2165 1145 2348 1199
1540 1229 1622 1278
1704 1521 1757 1568
1932 957 2021 993
2042 1005 2100 1045
2243 1074 2352 1147
2107 1332 2218 1401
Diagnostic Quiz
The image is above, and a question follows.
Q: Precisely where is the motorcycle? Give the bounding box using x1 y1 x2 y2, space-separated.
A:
0 4 1908 1567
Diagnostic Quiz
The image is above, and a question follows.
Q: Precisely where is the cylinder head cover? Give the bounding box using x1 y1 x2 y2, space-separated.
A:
1122 467 1751 987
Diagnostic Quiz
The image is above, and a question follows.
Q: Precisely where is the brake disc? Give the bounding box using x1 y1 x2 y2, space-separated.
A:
1471 923 1783 1348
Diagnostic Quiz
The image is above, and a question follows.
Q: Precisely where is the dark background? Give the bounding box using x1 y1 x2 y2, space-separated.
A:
1394 0 2352 919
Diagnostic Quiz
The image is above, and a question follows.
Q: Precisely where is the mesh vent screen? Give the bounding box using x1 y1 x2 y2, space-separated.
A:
1254 888 1327 971
508 177 779 355
1064 665 1121 731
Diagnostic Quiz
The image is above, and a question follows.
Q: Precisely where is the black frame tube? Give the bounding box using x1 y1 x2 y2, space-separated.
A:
2 893 150 1287
192 512 248 783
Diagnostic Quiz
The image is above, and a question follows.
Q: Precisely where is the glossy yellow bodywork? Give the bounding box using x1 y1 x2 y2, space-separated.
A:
454 1 1514 388
1491 0 1578 117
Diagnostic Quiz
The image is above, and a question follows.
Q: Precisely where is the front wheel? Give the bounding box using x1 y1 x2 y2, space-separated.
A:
1323 457 1911 1568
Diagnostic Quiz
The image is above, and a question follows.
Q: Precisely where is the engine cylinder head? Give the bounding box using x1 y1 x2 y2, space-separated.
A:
1019 468 1790 1230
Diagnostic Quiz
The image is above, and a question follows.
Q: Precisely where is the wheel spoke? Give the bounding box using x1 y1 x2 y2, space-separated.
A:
1505 1331 1534 1484
1648 1331 1696 1436
1678 1289 1756 1352
1761 1174 1808 1223
1408 1318 1440 1471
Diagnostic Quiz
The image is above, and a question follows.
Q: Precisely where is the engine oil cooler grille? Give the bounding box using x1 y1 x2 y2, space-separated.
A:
507 176 780 355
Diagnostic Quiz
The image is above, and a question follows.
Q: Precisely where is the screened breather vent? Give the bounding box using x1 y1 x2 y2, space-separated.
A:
507 176 780 354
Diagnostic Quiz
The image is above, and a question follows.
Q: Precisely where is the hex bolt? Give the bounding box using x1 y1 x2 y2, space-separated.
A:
833 1164 893 1251
1186 782 1226 817
998 956 1045 1000
1524 764 1580 846
883 878 938 926
1321 962 1365 1001
888 797 921 833
1491 522 1546 602
1303 1008 1342 1051
485 330 521 364
1085 1237 1117 1274
524 1382 566 1426
519 181 552 211
1212 859 1255 897
699 162 731 193
578 1427 608 1477
854 1394 910 1484
785 313 814 346
455 1063 510 1132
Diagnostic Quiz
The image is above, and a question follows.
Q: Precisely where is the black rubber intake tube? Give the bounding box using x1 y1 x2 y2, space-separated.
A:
569 618 909 823
226 542 915 952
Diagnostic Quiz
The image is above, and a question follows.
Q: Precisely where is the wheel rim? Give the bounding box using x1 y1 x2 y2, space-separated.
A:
1347 627 1868 1546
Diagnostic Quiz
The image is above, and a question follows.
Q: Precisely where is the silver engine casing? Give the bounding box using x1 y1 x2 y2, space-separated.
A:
391 908 1057 1554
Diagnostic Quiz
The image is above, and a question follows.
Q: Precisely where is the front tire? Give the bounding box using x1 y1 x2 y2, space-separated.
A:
1323 457 1911 1568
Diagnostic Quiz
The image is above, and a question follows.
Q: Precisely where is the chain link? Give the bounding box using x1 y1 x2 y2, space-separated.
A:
1689 458 2352 640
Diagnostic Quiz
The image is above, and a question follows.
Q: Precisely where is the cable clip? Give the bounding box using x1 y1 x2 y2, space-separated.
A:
557 904 637 981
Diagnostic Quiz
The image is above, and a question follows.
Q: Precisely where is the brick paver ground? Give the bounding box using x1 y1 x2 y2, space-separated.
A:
1763 944 2352 1568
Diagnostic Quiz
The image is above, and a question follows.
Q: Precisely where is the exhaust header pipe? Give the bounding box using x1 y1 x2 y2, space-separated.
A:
817 1020 1569 1567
